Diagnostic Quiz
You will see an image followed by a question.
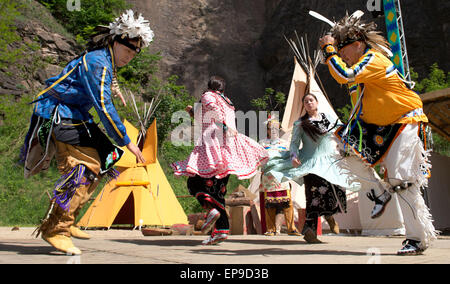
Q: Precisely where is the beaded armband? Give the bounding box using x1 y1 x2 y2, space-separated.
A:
322 44 338 61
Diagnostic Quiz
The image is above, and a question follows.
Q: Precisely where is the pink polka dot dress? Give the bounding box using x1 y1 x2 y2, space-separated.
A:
171 91 268 180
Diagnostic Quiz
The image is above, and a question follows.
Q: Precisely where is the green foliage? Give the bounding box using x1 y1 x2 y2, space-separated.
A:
112 48 162 128
114 48 195 147
158 142 201 214
432 133 449 157
148 75 196 146
117 49 162 92
411 63 450 94
0 0 23 69
17 0 73 39
411 63 450 156
336 104 352 123
250 88 286 113
0 96 61 226
37 0 130 43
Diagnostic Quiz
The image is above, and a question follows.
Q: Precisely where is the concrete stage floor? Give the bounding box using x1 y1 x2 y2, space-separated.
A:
1 227 449 264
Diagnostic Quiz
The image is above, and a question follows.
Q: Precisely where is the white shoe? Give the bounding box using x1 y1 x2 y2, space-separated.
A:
201 209 220 234
202 233 228 245
201 236 214 245
397 239 425 255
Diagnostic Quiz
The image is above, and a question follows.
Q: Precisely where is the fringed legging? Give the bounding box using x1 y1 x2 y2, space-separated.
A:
36 142 102 237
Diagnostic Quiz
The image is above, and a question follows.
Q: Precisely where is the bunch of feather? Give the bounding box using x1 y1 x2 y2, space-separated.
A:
87 10 154 51
126 87 164 146
109 9 154 47
284 32 331 106
308 10 392 59
331 13 376 43
330 12 391 58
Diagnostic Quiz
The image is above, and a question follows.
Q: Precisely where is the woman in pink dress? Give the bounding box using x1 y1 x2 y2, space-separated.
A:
171 76 268 245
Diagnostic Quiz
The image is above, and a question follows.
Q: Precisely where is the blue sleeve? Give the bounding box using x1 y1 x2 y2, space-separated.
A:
80 54 131 147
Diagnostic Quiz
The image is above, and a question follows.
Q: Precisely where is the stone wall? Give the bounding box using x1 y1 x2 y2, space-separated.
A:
128 0 449 112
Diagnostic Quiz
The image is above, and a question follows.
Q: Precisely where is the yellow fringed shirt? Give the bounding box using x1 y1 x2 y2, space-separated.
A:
326 48 428 126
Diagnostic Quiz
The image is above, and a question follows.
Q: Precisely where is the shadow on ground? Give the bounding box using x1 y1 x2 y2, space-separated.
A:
109 238 397 257
0 242 59 256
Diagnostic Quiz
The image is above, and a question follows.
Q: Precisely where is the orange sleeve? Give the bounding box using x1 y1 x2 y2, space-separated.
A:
326 51 386 85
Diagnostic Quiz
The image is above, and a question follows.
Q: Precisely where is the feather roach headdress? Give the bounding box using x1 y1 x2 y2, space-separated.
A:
331 11 391 58
309 10 392 58
87 10 154 51
264 114 280 127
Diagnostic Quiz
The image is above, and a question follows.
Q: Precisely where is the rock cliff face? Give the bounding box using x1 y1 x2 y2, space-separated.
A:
128 0 273 108
4 1 448 113
16 20 80 88
0 10 80 98
129 0 449 111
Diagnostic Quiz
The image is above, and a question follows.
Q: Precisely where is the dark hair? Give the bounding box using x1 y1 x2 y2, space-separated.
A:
86 25 141 52
302 93 318 103
114 36 142 53
208 76 226 92
300 93 325 142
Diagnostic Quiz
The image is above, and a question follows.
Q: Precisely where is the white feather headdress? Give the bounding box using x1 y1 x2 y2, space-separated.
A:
109 10 154 47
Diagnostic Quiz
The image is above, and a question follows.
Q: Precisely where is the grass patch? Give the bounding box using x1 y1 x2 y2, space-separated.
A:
0 96 57 226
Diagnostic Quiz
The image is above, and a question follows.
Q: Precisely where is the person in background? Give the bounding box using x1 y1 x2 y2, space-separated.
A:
172 75 268 245
263 94 355 243
258 117 301 237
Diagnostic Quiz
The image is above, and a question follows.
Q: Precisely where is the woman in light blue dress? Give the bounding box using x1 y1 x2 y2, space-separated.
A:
262 94 359 243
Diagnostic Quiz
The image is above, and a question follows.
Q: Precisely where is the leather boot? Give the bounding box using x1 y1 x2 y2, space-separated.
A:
325 215 340 234
70 226 91 239
42 234 81 255
303 227 322 244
